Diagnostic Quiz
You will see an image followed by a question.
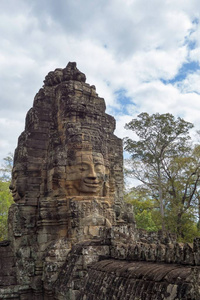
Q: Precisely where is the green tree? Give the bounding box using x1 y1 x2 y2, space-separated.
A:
125 186 160 232
0 181 13 240
0 153 13 241
163 145 200 240
124 112 198 235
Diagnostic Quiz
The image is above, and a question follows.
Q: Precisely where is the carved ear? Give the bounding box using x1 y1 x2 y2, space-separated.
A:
65 181 75 196
106 173 110 181
102 181 108 197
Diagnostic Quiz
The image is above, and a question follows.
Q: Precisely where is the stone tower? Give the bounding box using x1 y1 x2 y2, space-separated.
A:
1 62 133 298
1 63 200 300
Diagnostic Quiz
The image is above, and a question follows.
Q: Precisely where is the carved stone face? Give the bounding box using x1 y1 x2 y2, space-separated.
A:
9 166 26 202
66 150 106 196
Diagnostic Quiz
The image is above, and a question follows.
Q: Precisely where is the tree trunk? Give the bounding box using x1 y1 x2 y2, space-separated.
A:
198 196 200 230
177 212 184 239
158 163 165 230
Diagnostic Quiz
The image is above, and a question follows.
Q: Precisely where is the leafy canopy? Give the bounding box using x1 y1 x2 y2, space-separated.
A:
124 112 200 241
124 112 193 164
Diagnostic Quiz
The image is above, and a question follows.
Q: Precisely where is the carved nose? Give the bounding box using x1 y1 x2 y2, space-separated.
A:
87 166 97 179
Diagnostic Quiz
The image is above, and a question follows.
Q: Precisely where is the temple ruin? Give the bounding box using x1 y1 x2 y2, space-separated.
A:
0 62 200 299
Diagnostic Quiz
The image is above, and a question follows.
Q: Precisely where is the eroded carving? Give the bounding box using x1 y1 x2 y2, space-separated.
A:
9 163 27 202
65 148 108 196
44 62 86 86
2 62 136 300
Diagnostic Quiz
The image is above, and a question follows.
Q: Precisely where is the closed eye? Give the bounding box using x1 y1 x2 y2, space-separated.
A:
13 172 18 179
78 163 89 172
79 167 87 172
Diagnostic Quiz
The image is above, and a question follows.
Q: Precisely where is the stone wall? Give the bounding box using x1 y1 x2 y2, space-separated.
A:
0 241 16 287
79 259 199 300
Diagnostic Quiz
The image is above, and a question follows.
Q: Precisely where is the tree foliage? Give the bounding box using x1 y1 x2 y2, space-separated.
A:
0 181 13 240
0 153 13 241
125 186 160 232
124 113 200 241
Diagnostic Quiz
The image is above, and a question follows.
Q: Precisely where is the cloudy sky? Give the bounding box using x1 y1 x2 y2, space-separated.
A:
1 0 200 164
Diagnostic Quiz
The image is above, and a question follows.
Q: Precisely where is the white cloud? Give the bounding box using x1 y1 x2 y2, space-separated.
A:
0 118 24 161
1 0 200 166
177 71 200 94
132 80 200 119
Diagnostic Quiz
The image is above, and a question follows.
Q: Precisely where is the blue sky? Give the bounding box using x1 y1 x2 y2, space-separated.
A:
1 0 200 163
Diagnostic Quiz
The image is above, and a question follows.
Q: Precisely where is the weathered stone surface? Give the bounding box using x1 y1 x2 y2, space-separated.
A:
0 242 17 288
79 260 198 300
1 62 200 299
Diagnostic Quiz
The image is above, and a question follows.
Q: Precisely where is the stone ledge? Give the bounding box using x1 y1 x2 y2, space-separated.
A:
79 259 200 300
